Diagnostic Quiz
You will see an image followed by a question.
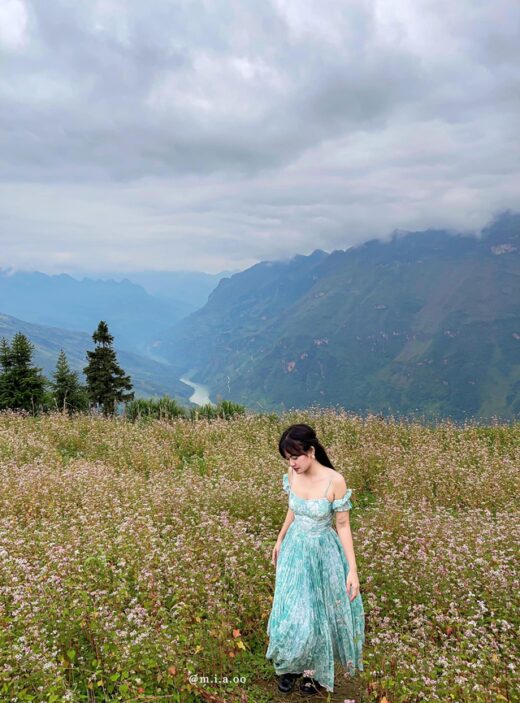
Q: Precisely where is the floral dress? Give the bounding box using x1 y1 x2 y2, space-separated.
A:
265 472 365 693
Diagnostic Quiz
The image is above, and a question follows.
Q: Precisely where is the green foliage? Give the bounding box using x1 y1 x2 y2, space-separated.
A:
83 321 134 416
126 395 187 421
0 333 48 414
125 397 247 423
188 399 246 421
51 349 90 414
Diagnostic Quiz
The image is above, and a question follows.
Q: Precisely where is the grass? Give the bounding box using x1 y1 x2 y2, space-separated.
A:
0 408 518 702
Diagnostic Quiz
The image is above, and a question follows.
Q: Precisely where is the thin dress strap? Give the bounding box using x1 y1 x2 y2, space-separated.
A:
323 477 332 498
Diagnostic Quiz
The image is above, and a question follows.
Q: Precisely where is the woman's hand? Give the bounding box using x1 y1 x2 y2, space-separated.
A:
346 570 360 601
271 540 282 567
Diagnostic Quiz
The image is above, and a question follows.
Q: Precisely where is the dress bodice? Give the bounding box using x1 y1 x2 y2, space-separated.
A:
282 473 352 535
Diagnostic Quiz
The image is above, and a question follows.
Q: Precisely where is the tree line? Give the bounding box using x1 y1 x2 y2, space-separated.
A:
0 320 133 416
0 320 246 420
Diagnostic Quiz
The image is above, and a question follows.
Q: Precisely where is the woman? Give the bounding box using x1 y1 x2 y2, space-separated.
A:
265 423 365 695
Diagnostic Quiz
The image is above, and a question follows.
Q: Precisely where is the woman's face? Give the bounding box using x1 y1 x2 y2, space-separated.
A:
284 448 313 473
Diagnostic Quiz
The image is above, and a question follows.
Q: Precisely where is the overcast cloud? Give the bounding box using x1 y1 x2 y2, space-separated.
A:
0 0 519 274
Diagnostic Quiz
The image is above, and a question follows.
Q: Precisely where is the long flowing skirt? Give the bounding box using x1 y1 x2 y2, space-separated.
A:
266 523 365 693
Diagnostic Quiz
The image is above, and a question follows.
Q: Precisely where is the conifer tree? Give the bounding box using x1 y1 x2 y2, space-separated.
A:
0 333 48 413
51 349 89 414
83 321 134 415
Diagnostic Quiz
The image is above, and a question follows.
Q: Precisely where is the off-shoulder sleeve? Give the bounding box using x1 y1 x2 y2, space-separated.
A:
282 473 290 495
332 488 352 512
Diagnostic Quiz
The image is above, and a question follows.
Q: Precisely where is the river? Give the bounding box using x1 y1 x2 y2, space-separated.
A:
142 348 213 407
179 372 213 406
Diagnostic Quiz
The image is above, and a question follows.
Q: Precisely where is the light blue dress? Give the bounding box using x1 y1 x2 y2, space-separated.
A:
266 472 365 693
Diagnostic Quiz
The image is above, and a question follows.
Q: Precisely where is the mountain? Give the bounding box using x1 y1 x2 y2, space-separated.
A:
0 270 201 355
155 212 520 421
153 248 329 369
0 313 194 403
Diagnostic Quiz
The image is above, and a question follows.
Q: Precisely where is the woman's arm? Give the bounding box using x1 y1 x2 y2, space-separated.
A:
276 507 295 543
334 475 360 600
335 510 358 574
272 507 295 566
337 513 360 600
277 465 295 542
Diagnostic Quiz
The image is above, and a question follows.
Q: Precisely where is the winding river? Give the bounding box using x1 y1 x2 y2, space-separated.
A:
143 348 213 407
179 373 213 406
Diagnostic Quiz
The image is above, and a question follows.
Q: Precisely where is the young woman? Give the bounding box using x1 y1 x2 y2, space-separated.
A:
265 424 365 695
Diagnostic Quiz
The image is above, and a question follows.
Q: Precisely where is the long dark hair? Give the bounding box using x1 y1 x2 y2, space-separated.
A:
278 424 335 469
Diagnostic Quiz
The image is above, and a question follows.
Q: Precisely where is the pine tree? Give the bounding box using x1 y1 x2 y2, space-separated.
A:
0 333 48 413
83 321 134 415
51 349 89 414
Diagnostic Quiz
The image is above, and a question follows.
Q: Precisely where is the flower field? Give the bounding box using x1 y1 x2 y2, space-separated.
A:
0 409 518 702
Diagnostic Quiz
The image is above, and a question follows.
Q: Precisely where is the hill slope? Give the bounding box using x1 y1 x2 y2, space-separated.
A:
0 313 193 402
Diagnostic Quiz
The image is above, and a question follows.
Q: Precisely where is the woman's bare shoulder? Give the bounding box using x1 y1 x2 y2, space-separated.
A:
329 470 347 493
327 468 343 480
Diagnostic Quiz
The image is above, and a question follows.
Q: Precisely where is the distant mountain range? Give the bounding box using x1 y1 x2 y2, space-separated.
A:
155 212 520 421
110 269 238 311
2 214 519 420
0 268 229 355
0 268 233 403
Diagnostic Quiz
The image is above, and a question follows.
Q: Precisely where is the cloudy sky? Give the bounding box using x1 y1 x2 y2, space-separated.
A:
1 0 519 275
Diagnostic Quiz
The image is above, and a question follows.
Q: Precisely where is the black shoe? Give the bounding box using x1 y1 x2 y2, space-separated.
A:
277 672 301 693
299 676 323 695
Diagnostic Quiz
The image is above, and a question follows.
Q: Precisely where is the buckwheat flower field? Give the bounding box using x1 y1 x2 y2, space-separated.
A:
0 409 518 703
